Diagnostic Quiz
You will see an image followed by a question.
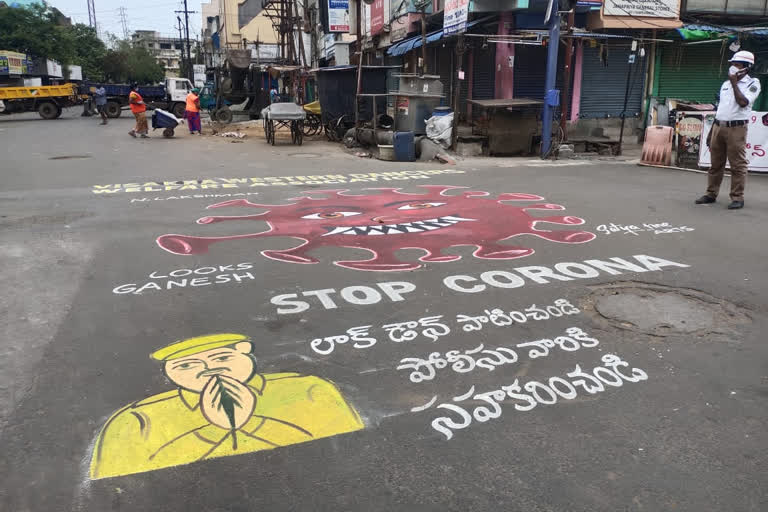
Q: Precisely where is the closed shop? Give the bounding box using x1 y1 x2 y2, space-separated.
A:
656 43 728 103
513 45 572 117
579 43 646 119
472 44 496 101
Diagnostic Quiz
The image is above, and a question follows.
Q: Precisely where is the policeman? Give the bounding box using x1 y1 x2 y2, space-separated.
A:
90 333 364 479
696 50 761 210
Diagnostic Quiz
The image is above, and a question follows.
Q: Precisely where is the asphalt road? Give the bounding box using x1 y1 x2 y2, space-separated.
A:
1 110 767 512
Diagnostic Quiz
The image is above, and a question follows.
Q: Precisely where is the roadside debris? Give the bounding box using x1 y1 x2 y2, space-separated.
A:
218 132 247 139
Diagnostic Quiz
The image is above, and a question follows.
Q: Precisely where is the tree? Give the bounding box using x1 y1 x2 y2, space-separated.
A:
0 5 107 79
101 39 165 84
63 24 106 81
0 5 75 63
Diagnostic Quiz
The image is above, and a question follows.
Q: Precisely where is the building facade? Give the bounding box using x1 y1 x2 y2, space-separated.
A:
132 30 185 77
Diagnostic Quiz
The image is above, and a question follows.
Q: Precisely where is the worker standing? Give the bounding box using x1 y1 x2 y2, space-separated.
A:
93 85 108 125
128 83 149 139
185 88 202 135
696 50 761 210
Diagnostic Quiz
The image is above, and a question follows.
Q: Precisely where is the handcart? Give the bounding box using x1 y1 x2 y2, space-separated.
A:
302 101 322 136
151 108 181 138
261 102 306 145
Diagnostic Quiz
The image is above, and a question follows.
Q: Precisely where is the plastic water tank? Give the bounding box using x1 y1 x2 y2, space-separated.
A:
393 131 415 162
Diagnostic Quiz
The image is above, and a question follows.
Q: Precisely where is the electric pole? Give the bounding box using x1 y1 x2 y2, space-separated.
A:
118 7 129 40
177 16 187 75
86 0 97 35
175 3 197 80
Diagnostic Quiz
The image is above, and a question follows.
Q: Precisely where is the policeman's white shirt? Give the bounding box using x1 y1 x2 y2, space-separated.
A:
716 74 761 121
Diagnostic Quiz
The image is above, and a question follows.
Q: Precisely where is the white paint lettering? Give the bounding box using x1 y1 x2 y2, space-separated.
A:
302 289 338 309
583 257 649 275
340 286 382 305
634 254 690 271
553 262 601 279
113 283 137 294
443 275 486 293
480 270 525 289
271 294 310 314
376 281 417 302
514 266 574 284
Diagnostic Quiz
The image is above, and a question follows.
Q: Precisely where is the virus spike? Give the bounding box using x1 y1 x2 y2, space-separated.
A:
532 215 586 227
473 244 534 260
156 232 271 255
262 245 319 264
497 193 546 201
530 230 596 244
522 203 566 211
197 214 269 224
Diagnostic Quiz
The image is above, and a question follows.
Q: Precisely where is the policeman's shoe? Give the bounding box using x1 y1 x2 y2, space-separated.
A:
727 200 744 210
695 195 716 204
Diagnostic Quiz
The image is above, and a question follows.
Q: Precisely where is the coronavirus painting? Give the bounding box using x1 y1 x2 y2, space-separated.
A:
157 186 596 271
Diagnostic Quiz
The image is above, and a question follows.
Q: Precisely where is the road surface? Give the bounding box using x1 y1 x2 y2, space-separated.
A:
1 111 767 511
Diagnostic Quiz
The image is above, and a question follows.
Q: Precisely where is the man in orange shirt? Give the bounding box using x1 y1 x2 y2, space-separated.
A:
185 88 202 135
128 83 149 138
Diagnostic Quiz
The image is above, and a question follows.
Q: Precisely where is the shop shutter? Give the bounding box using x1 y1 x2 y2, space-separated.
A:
472 44 496 100
514 45 548 100
656 43 729 103
513 45 572 118
579 44 646 119
436 44 454 107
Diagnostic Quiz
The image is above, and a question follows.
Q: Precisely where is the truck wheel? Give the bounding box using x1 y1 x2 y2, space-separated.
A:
54 106 63 119
38 102 58 120
215 107 233 124
105 101 122 118
172 102 186 118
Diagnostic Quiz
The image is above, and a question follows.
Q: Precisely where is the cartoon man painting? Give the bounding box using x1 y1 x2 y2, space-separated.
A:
90 334 364 479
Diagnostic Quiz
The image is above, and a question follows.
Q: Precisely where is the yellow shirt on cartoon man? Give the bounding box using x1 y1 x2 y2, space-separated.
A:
90 334 364 479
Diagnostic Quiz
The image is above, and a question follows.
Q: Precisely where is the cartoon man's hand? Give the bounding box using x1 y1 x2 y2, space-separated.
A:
201 375 256 430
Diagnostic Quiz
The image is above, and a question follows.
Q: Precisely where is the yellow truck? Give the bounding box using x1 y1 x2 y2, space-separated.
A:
0 83 81 119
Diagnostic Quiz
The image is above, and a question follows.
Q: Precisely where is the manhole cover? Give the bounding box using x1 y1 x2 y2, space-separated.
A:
582 282 750 338
49 155 91 160
289 152 321 158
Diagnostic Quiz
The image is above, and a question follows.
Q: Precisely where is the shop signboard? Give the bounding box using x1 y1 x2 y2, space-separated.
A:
371 0 385 35
444 0 470 34
328 0 350 32
0 51 26 75
604 0 678 17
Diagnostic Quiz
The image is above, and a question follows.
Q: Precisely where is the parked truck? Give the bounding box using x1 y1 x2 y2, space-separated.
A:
0 83 81 119
82 77 195 119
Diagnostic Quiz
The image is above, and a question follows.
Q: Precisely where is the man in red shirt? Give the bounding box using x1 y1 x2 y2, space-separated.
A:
128 83 149 138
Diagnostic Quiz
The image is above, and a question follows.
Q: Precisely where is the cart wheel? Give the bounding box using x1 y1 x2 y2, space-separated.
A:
163 128 174 138
270 120 276 146
295 121 303 146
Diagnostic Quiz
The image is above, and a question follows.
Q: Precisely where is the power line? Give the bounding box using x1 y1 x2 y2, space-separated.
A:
118 6 130 39
86 0 98 35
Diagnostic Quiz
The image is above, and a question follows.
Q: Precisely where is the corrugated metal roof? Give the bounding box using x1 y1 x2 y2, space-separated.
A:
387 16 495 57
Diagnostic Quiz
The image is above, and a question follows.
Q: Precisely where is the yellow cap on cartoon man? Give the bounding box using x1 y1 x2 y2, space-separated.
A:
150 333 249 361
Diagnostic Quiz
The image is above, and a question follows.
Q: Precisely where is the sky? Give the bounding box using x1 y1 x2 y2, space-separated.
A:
48 0 204 42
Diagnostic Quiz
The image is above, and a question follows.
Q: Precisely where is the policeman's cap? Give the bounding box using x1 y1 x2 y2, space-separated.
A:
150 333 250 361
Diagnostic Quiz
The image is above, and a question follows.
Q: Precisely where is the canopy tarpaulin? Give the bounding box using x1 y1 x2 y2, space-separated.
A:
227 50 252 69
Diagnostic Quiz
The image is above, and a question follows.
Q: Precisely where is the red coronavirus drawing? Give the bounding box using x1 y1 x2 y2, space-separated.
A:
156 186 596 271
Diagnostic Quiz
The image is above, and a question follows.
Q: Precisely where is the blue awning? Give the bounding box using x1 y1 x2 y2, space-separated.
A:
387 16 494 57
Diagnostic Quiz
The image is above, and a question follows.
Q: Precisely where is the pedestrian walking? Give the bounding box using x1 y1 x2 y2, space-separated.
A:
696 50 761 210
185 88 202 135
128 83 149 139
93 85 108 125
